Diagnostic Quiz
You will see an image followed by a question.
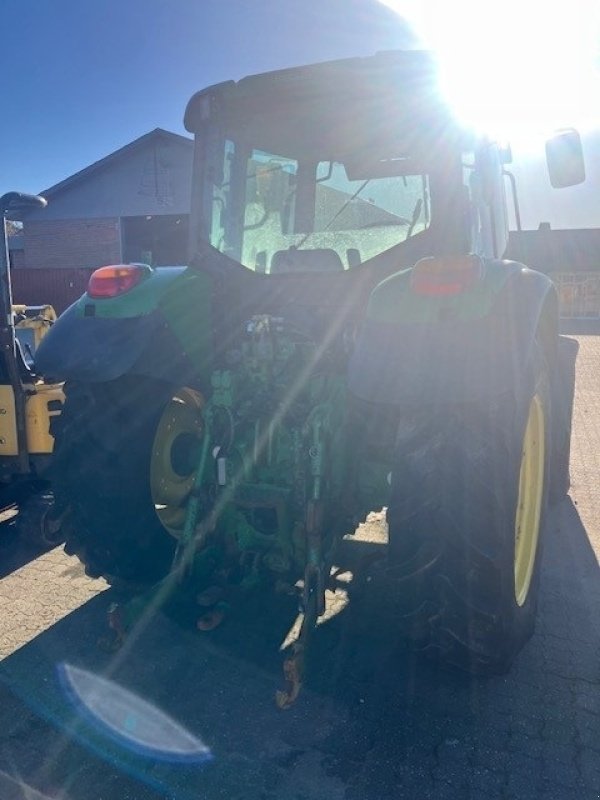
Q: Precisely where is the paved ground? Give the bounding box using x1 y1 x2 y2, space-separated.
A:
0 334 598 800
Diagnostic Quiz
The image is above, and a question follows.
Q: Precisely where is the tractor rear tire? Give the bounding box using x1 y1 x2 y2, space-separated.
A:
51 378 176 586
384 345 551 674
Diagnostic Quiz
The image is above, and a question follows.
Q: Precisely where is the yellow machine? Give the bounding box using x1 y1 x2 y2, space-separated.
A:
0 193 64 544
0 306 63 464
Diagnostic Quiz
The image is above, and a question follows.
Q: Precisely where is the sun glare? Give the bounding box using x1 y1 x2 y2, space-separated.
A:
378 0 600 149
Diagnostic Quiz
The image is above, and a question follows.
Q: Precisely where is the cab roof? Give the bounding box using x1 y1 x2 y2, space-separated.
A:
184 50 472 160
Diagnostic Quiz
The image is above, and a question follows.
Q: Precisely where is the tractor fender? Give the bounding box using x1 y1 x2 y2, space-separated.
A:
34 303 194 385
348 260 560 407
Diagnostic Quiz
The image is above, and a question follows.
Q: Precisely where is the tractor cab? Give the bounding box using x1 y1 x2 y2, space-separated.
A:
184 51 510 281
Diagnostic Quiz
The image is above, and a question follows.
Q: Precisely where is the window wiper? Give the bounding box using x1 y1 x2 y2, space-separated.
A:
405 198 423 240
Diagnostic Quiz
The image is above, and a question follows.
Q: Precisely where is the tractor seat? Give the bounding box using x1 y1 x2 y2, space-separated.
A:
270 248 344 274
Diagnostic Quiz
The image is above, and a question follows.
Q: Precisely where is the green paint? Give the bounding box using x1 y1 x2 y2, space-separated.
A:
158 269 214 380
211 370 235 407
367 260 520 324
72 267 186 318
70 264 214 380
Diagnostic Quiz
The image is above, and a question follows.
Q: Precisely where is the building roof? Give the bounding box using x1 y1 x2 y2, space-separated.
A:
40 128 193 199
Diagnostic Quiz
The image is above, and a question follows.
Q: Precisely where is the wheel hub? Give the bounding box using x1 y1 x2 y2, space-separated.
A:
150 387 204 537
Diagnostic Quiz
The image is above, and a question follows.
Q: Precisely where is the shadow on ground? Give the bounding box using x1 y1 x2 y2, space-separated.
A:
0 498 599 800
0 510 51 581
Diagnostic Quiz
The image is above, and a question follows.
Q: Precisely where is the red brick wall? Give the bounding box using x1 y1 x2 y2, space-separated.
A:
23 217 122 270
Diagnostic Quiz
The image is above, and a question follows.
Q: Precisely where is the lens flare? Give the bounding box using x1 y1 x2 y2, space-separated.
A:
58 663 212 764
377 0 600 146
0 769 60 800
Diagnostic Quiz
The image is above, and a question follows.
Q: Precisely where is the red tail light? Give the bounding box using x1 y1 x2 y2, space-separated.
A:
87 264 151 299
411 255 483 296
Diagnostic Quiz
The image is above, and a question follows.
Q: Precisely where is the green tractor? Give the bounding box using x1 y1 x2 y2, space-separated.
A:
36 51 583 704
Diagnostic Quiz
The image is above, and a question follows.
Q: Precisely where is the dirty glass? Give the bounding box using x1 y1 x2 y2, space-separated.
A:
210 138 235 254
208 145 430 272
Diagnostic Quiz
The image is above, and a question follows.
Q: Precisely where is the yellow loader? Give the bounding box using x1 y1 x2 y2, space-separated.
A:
0 192 64 545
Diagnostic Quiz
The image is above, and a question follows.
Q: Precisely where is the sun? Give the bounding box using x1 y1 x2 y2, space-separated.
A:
377 0 600 150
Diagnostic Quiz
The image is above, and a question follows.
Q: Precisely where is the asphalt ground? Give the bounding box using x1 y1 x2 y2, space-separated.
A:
0 333 598 800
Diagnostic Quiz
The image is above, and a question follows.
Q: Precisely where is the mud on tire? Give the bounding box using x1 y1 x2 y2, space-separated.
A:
51 378 176 585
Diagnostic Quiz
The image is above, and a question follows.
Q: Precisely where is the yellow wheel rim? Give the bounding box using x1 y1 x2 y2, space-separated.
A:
514 394 545 606
150 387 204 538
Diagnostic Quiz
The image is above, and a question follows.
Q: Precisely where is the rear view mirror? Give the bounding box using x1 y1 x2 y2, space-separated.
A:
545 129 585 188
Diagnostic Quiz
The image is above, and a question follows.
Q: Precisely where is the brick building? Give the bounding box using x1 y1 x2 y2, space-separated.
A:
14 129 193 311
22 127 193 270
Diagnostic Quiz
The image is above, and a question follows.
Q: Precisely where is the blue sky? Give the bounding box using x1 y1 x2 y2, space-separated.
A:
2 0 599 228
1 0 412 196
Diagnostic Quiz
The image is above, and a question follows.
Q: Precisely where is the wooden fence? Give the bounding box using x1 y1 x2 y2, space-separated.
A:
11 268 95 315
553 272 600 319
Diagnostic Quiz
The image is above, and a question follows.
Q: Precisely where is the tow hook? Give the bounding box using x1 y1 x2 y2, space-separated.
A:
276 646 305 709
196 585 229 631
98 602 129 652
276 565 322 710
